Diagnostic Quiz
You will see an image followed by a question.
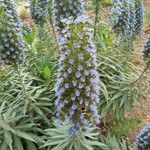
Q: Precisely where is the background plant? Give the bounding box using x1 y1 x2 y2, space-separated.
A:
135 123 150 150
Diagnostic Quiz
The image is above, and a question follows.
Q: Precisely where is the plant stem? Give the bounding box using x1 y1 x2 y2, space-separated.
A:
49 16 57 43
48 6 58 46
94 0 101 40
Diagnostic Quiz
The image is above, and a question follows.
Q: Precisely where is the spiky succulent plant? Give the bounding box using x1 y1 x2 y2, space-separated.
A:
0 0 25 65
142 34 150 61
52 0 84 32
55 15 100 133
135 123 150 150
29 0 50 25
134 0 144 35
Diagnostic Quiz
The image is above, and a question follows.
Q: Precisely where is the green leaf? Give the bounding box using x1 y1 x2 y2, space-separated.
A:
14 135 24 150
26 141 37 150
4 131 13 150
0 141 8 150
80 139 93 150
0 122 14 133
14 130 36 142
43 66 51 77
51 142 70 150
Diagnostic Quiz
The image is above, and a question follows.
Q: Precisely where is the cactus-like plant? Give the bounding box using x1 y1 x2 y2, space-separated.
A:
135 123 150 150
0 0 25 65
55 15 100 133
29 0 50 25
52 0 84 32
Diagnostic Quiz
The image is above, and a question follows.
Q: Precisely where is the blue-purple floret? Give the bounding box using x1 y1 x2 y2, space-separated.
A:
135 123 150 149
0 0 25 65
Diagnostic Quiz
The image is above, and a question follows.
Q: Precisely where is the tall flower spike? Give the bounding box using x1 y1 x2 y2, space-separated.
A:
134 0 144 35
55 15 100 131
52 0 85 33
0 0 25 65
110 0 135 38
29 0 50 25
142 34 150 61
135 123 150 149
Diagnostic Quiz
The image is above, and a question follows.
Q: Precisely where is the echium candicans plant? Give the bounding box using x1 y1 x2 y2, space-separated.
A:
52 0 84 33
0 0 25 65
29 0 50 25
110 0 136 40
135 123 150 150
55 15 100 134
134 0 144 36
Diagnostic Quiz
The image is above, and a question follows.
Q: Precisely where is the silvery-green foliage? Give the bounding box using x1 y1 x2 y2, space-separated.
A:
0 0 25 65
52 0 84 32
55 15 100 130
0 66 54 126
42 124 107 150
135 123 150 150
0 102 42 150
142 34 150 61
29 0 50 25
95 26 148 120
98 49 142 119
99 136 136 150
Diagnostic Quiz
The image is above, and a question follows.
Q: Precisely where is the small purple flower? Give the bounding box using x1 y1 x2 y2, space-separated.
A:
78 83 83 89
72 80 77 86
75 71 81 78
75 90 80 97
67 67 72 74
84 70 89 75
68 126 77 137
74 43 81 49
86 61 91 67
81 76 85 82
64 49 71 55
78 65 83 71
69 58 75 64
78 54 84 60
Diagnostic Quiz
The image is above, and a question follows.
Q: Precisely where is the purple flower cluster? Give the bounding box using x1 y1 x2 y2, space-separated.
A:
142 34 150 61
52 0 84 32
135 123 150 149
134 0 144 35
110 0 144 38
0 0 25 65
29 0 50 25
55 16 100 130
